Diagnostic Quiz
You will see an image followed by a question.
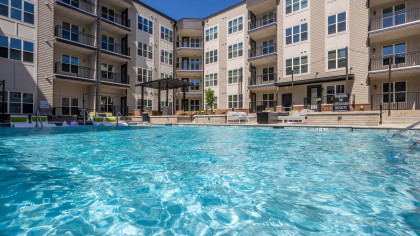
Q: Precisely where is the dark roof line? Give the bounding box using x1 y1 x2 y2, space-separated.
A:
204 0 246 20
134 0 177 22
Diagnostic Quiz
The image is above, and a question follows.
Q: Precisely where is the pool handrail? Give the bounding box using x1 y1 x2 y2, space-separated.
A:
414 140 420 146
117 112 129 126
36 110 44 128
393 120 420 137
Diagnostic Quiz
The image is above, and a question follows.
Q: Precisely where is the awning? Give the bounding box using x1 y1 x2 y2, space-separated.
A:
274 74 354 87
135 78 193 90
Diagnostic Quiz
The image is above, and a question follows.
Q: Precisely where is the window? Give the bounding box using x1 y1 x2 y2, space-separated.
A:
0 35 8 59
228 16 243 34
326 85 345 104
228 69 243 84
263 93 275 108
383 82 407 103
160 73 171 79
137 99 152 109
138 15 153 34
62 22 79 42
10 37 21 60
102 34 114 52
23 1 33 24
228 95 242 109
262 39 275 55
101 63 114 80
205 73 218 87
286 0 308 14
262 66 275 82
62 54 78 74
11 0 21 20
190 59 200 70
137 68 152 82
9 92 21 113
137 42 152 59
383 4 406 28
190 100 199 111
228 43 243 59
328 48 346 70
0 0 8 17
286 23 308 45
101 97 113 113
160 50 172 65
61 98 78 115
328 12 346 35
190 79 200 91
190 38 200 47
205 50 217 64
102 6 114 22
286 56 308 75
5 92 32 113
23 41 33 62
383 43 406 66
160 26 173 43
205 26 218 42
0 91 6 113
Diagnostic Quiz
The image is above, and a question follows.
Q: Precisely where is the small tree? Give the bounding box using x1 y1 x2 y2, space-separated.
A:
204 88 215 114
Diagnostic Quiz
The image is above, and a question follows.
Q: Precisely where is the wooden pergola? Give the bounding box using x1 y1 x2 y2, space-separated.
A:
135 78 193 115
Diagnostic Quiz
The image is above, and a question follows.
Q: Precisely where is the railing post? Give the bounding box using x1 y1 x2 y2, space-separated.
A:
36 112 39 128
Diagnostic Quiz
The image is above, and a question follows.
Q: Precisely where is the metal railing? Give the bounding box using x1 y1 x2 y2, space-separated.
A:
249 73 277 86
117 111 129 126
176 62 203 71
101 12 130 28
370 6 420 31
55 62 95 79
304 95 356 111
56 0 96 15
369 51 420 71
101 71 130 85
249 13 276 30
35 110 43 128
249 43 276 58
176 41 202 48
249 101 277 113
55 25 95 47
102 41 130 56
371 92 420 111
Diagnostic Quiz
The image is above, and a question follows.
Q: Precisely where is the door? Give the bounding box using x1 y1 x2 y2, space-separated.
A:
182 58 189 70
307 85 322 111
250 12 256 28
182 37 189 47
282 94 292 111
251 92 256 113
121 36 127 55
250 39 256 57
250 66 256 85
121 64 127 84
121 97 127 115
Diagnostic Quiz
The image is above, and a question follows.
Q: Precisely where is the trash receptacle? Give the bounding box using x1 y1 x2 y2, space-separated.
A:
142 112 149 122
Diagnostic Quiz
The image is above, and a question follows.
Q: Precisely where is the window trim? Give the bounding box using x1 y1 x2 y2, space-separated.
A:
137 41 153 60
228 42 243 59
205 73 218 87
228 68 243 84
382 81 408 103
328 12 347 35
205 49 218 64
138 14 153 35
205 25 218 42
327 48 346 71
286 55 308 76
137 67 152 83
1 91 34 114
137 99 153 109
286 0 308 15
228 15 244 35
228 94 243 109
286 23 308 46
160 26 173 43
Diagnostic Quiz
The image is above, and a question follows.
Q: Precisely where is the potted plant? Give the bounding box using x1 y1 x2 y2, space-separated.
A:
204 88 215 115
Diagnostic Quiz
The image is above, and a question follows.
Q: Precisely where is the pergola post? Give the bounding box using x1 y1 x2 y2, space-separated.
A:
141 84 144 114
158 81 161 116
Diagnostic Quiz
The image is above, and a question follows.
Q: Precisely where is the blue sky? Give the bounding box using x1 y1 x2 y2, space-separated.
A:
139 0 244 20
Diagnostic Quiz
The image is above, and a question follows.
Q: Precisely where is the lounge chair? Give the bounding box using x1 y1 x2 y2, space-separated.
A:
227 112 240 124
279 109 313 124
31 116 57 127
10 115 35 128
238 112 255 124
92 117 106 126
104 117 128 126
105 112 113 117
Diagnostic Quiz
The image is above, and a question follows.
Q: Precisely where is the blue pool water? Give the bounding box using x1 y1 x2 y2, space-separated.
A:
0 126 420 235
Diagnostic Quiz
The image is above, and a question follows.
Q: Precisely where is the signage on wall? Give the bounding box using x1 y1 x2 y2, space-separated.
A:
40 101 50 109
333 94 350 112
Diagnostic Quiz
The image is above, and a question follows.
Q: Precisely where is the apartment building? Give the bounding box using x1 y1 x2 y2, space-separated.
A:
2 0 418 117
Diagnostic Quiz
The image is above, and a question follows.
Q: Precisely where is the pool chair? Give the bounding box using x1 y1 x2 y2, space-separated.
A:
10 115 35 128
31 116 57 127
227 112 240 124
238 112 255 124
105 112 113 117
104 117 128 126
92 117 106 126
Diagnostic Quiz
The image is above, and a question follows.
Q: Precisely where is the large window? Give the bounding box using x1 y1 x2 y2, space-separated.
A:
286 23 308 45
101 96 113 113
0 0 33 24
138 42 152 59
328 48 346 70
205 73 218 87
383 82 407 103
62 22 79 42
382 4 406 28
190 100 199 111
10 37 21 60
328 12 346 35
263 93 275 108
0 35 33 62
61 97 78 115
262 66 275 82
160 26 173 43
206 97 218 110
138 15 153 34
5 92 33 113
205 26 218 42
262 39 275 55
190 59 200 70
228 95 243 109
62 54 78 74
190 38 200 47
137 99 153 109
286 0 308 14
205 50 217 64
228 16 243 34
190 79 200 91
137 68 152 82
326 85 345 104
228 43 243 59
383 43 406 66
101 63 114 80
228 68 242 84
160 50 172 65
286 56 308 75
102 34 114 52
102 6 115 22
160 73 170 79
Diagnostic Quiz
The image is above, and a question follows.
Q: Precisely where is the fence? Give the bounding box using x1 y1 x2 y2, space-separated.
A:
371 92 420 110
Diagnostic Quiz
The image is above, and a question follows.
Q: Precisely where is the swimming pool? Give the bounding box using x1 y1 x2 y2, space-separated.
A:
0 126 419 235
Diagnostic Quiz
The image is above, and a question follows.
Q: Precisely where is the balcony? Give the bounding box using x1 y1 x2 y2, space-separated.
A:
246 0 277 15
371 92 420 110
248 43 277 66
101 71 130 87
176 41 203 57
54 62 95 83
54 25 96 51
55 0 96 18
176 62 203 77
249 73 277 88
249 101 277 113
369 6 420 42
369 51 420 76
248 13 276 41
101 41 130 61
101 11 131 33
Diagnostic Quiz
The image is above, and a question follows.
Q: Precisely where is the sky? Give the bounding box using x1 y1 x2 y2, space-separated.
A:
138 0 245 20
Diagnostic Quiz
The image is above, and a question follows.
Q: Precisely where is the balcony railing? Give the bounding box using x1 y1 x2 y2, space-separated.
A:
176 41 202 49
369 51 420 71
101 12 130 28
102 41 130 57
249 73 277 86
55 62 94 79
370 6 420 31
249 13 276 30
55 25 95 47
249 43 276 58
56 0 96 15
371 92 420 110
101 71 130 85
176 62 203 71
249 101 277 113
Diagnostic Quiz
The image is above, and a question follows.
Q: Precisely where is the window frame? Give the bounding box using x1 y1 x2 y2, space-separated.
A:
160 26 173 43
137 68 152 83
205 26 218 42
328 12 346 35
382 81 407 103
228 68 243 84
138 41 153 60
138 14 153 35
286 0 308 15
205 49 218 64
205 73 218 87
228 16 244 34
228 43 243 59
286 23 308 45
327 48 346 70
137 99 153 109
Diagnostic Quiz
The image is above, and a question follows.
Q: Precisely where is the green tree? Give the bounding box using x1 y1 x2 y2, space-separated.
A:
204 88 215 114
